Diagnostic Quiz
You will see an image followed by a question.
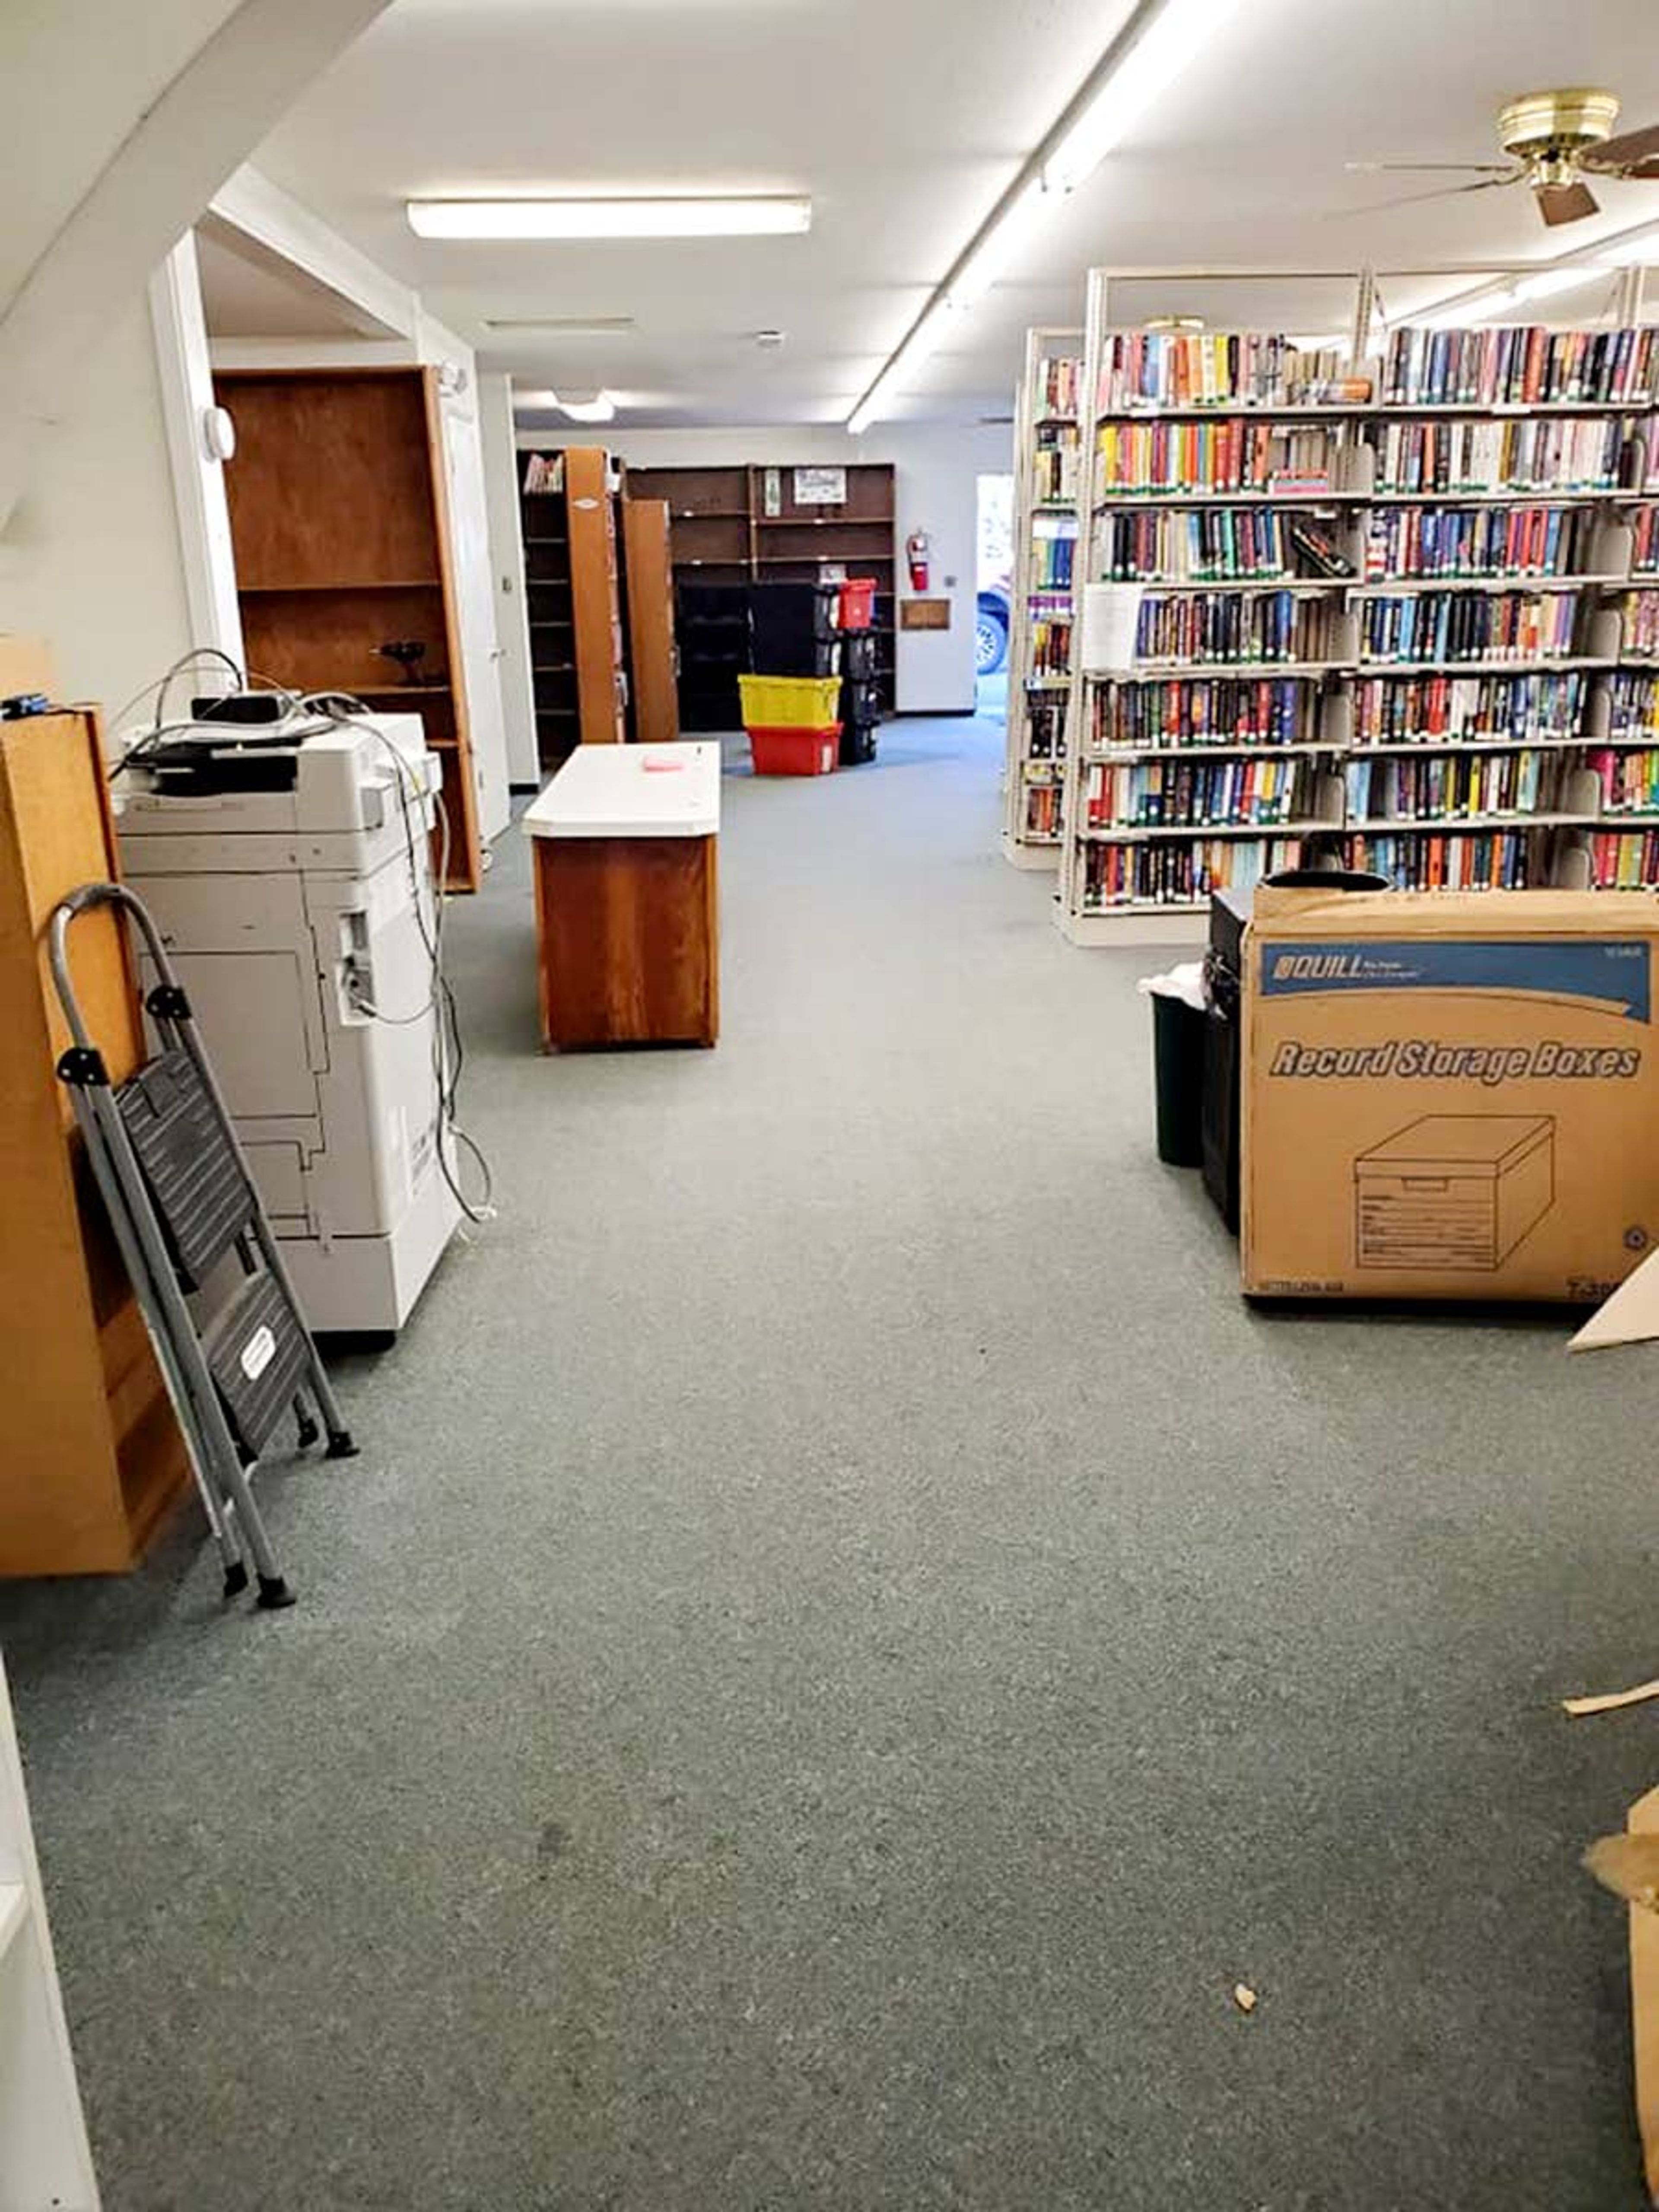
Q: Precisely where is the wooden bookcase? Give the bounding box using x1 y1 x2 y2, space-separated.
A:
618 496 680 744
0 677 191 1576
213 365 483 891
1003 326 1083 869
519 446 627 764
1055 265 1659 944
624 461 898 730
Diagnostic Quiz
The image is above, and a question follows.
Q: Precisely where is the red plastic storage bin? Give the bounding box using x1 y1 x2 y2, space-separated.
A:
749 723 841 776
837 578 876 630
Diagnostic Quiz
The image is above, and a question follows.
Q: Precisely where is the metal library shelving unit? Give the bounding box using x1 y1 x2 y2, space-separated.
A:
1054 264 1659 945
1002 326 1083 868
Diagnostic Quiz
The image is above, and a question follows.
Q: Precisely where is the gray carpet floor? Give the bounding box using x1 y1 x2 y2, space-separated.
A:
4 711 1659 2209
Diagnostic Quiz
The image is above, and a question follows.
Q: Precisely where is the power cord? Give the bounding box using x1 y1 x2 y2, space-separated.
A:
299 692 496 1226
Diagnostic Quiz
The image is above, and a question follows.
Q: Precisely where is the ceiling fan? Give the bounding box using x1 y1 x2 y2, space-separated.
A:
1348 88 1659 229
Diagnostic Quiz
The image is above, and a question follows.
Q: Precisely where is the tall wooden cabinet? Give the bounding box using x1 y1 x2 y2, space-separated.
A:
0 670 190 1576
624 461 896 729
213 365 484 890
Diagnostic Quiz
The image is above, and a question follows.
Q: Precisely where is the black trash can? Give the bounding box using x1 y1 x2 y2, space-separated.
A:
1150 988 1207 1167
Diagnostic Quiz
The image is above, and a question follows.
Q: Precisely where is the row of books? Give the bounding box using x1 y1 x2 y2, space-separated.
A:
1023 782 1063 840
1382 325 1659 409
1082 836 1308 908
521 452 565 495
1030 535 1076 592
1349 830 1536 890
1095 420 1336 497
1024 696 1068 760
1084 755 1313 830
1096 333 1357 414
1611 671 1659 740
1621 588 1659 659
1134 590 1335 666
1099 507 1307 582
1029 613 1073 678
1344 751 1560 821
1351 669 1586 747
1589 831 1659 887
1361 503 1602 581
1367 415 1629 496
1586 748 1659 813
1033 442 1080 505
1093 676 1316 750
1036 355 1081 420
1356 590 1580 666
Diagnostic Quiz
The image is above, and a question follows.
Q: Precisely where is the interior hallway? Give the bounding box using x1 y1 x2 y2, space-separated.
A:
1 715 1655 2210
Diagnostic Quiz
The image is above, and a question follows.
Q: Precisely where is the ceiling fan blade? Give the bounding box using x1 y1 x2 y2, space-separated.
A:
1589 119 1659 168
1345 160 1516 175
1590 153 1659 182
1336 174 1518 218
1536 178 1600 227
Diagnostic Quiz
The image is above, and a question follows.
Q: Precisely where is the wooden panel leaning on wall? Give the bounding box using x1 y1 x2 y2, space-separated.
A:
0 649 191 1575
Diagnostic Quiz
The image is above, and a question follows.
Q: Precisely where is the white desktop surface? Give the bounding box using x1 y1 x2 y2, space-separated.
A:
522 741 721 841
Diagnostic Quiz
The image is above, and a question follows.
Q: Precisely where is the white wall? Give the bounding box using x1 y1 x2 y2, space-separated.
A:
0 289 194 720
478 373 539 785
519 421 1012 714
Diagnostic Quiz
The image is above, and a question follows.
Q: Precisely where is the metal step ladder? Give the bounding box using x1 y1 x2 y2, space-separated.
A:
49 882 357 1608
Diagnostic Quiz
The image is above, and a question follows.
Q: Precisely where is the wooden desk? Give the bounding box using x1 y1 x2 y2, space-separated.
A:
523 741 720 1049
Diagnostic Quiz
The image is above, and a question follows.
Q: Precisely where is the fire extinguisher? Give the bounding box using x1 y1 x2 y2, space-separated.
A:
906 529 931 593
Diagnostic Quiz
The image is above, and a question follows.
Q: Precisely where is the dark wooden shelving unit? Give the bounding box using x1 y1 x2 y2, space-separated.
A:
623 461 896 730
213 365 483 890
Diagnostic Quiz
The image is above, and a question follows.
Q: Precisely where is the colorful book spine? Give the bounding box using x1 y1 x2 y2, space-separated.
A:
1349 670 1585 746
1356 590 1579 665
1382 325 1659 407
1346 830 1535 891
1362 503 1591 579
1091 676 1315 750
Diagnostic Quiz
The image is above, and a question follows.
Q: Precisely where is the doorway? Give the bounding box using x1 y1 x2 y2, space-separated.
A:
975 470 1013 720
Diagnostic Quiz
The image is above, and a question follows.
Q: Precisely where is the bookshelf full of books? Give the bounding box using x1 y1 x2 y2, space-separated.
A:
1003 327 1083 865
1054 274 1659 944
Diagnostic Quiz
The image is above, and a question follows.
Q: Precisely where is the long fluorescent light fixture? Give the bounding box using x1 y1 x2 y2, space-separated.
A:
409 196 810 240
846 0 1241 431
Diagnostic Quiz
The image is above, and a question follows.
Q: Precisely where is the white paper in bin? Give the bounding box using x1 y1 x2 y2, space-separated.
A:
1137 961 1205 1011
1081 583 1145 674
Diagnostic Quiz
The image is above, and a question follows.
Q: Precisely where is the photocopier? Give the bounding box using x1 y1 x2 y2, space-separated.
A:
112 702 462 1334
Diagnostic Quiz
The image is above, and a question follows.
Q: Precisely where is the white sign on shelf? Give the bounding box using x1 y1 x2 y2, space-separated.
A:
793 465 846 507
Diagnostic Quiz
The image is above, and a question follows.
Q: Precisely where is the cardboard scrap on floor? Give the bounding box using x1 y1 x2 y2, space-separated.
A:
1231 1982 1258 2015
1564 1678 1659 1719
1617 1789 1659 2205
1571 1246 1659 1353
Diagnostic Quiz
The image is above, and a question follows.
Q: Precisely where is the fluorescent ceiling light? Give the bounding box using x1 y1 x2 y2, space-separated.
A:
1045 0 1245 194
945 179 1053 309
845 0 1239 432
408 196 810 239
484 315 636 334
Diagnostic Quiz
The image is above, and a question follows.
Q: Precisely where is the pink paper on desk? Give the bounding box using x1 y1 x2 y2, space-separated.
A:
641 759 685 773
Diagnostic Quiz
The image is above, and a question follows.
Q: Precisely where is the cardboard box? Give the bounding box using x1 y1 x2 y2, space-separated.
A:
1243 885 1659 1302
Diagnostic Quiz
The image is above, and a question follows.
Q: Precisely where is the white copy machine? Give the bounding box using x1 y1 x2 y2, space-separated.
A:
113 704 461 1333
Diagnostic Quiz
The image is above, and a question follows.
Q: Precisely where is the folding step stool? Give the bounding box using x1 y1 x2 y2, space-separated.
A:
49 882 357 1608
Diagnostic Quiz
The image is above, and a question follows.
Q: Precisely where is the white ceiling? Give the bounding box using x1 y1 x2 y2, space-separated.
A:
244 0 1659 427
196 216 398 338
